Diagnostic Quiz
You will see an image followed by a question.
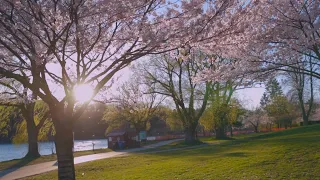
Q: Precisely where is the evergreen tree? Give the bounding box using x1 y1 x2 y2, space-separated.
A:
266 78 283 99
260 93 269 109
260 78 283 109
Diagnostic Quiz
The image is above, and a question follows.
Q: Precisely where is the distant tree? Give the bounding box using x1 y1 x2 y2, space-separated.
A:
0 106 22 142
74 103 107 140
246 108 267 133
227 100 246 137
164 108 184 133
103 80 164 135
266 96 297 129
260 93 269 109
284 57 316 126
0 79 50 157
200 80 245 139
12 101 54 144
134 52 212 143
260 78 283 109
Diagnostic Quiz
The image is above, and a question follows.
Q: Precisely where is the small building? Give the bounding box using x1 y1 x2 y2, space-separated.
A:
106 129 139 150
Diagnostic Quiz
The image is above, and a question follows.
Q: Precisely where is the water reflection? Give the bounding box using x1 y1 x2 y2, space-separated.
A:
0 139 108 162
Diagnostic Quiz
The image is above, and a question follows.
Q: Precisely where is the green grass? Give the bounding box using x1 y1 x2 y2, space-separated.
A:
24 125 320 180
141 139 205 153
0 148 111 172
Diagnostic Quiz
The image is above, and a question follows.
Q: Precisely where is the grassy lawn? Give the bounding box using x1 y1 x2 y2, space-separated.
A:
24 125 320 180
0 148 111 172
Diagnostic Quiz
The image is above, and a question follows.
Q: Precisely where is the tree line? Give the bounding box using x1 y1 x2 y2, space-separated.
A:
0 0 319 179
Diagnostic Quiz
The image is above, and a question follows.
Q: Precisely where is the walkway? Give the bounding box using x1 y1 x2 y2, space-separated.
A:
0 139 183 180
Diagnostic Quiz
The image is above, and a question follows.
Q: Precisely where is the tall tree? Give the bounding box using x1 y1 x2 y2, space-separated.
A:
134 51 212 143
266 96 297 129
0 1 254 178
260 78 283 110
200 81 242 139
285 57 315 126
12 100 53 145
0 79 50 157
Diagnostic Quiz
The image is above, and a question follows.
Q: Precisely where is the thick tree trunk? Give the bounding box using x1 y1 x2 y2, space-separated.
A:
215 126 227 139
25 123 40 158
184 126 197 144
55 121 75 180
302 115 309 126
23 104 40 158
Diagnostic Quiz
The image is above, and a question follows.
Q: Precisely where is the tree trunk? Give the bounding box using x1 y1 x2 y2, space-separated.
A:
25 123 40 158
184 126 197 144
215 125 227 139
230 125 233 137
55 121 75 180
23 104 40 158
254 126 258 133
302 115 309 126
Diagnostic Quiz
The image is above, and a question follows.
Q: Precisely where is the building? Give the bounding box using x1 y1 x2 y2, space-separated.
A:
106 128 139 150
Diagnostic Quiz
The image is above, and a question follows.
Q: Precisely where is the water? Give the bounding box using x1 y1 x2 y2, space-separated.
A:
0 139 108 162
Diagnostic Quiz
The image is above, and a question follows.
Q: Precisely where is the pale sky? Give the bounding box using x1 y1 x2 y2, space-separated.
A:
46 59 265 109
111 66 265 110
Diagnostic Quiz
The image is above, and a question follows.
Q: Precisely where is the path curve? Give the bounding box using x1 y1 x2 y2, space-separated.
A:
0 139 182 180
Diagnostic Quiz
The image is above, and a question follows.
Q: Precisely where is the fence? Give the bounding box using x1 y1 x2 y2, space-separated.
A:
147 128 288 141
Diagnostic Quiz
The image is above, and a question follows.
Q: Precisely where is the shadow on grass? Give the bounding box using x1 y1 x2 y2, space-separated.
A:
0 156 39 177
134 126 320 160
247 124 320 141
222 152 248 157
215 137 235 140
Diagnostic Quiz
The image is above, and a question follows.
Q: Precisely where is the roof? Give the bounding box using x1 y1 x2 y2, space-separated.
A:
106 128 137 137
106 130 126 137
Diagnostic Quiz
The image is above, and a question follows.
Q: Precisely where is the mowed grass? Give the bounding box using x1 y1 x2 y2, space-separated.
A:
0 148 111 172
25 125 320 180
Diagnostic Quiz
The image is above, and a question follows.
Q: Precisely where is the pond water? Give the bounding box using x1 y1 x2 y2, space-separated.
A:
0 139 108 162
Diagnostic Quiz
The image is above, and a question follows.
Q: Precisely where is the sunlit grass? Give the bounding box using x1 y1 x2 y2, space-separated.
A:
25 125 320 180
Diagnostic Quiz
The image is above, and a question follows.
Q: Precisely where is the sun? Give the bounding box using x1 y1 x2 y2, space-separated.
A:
73 84 94 103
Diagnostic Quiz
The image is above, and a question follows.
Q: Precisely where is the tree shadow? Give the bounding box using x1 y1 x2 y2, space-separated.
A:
0 156 39 177
221 152 247 157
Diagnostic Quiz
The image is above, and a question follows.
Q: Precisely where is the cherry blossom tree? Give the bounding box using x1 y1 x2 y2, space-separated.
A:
193 0 320 87
284 56 316 126
0 0 247 179
223 1 319 80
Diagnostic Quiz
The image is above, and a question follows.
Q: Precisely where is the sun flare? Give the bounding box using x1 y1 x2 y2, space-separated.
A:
73 84 94 103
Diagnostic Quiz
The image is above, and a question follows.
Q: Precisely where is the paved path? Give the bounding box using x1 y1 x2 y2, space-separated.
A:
0 139 183 180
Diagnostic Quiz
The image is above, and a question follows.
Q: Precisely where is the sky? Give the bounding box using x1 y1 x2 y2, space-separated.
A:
46 59 265 110
111 65 265 110
235 88 264 110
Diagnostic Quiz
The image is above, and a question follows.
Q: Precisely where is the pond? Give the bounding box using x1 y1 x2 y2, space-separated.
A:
0 139 108 162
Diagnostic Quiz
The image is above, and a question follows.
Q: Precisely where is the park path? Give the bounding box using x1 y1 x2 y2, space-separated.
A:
0 139 183 180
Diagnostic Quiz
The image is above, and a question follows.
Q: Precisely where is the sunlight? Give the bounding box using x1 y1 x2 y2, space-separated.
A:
73 84 94 103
